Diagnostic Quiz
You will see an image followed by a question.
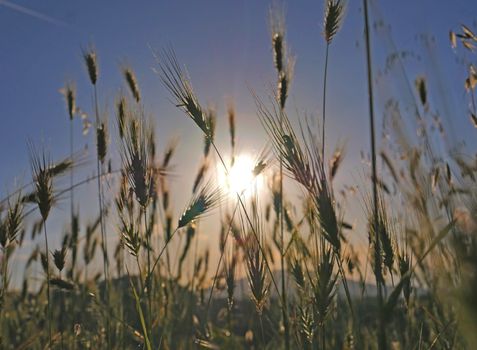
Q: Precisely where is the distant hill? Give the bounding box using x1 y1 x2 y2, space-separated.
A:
208 270 379 301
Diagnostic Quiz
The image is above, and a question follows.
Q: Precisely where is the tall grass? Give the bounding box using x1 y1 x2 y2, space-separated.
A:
1 2 477 350
269 3 293 348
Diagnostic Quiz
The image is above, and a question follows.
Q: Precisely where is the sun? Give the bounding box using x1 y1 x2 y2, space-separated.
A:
218 154 264 196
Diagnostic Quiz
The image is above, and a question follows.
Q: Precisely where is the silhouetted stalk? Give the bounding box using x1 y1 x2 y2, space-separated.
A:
322 43 329 162
205 202 239 319
92 83 111 349
259 314 265 346
1 248 8 329
321 323 326 350
70 119 74 225
143 207 152 344
43 222 52 346
279 101 290 350
269 6 291 344
135 256 145 293
150 227 179 276
93 85 109 281
363 0 386 348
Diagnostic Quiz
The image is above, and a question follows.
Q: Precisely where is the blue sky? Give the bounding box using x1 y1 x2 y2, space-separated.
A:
1 0 476 284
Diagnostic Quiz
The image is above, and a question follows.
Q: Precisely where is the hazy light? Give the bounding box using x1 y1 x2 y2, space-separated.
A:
218 154 264 196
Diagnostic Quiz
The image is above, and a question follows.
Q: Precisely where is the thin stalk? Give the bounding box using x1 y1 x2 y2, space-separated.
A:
93 84 111 349
205 202 240 319
135 256 145 293
322 43 330 162
69 117 75 289
70 119 74 221
321 323 325 350
363 0 386 348
143 207 152 344
259 314 266 346
93 85 109 281
150 227 179 276
280 106 290 350
1 248 8 327
43 221 52 346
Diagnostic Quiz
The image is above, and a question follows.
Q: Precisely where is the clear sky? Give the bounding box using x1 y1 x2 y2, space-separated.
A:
1 0 476 285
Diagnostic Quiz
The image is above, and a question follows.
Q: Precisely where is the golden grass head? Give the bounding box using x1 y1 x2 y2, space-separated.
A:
123 67 141 103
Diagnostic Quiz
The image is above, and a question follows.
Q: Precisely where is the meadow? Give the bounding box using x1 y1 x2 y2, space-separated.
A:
1 1 477 349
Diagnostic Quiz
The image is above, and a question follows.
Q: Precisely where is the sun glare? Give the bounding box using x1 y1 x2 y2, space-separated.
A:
218 154 264 196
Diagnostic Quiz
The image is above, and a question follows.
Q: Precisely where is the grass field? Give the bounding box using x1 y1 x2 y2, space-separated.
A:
1 1 477 349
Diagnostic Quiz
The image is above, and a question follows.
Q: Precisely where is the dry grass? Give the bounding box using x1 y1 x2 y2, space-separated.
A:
1 3 477 350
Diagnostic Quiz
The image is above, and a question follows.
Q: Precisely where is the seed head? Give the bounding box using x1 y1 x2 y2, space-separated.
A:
29 145 54 222
64 83 76 120
123 67 141 103
53 246 67 272
83 48 98 85
96 121 108 164
120 116 154 209
269 2 286 73
227 102 236 153
178 183 221 229
117 95 128 139
245 239 269 315
323 0 345 44
157 48 211 139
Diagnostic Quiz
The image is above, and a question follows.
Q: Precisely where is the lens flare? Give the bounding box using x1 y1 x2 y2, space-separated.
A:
218 154 263 196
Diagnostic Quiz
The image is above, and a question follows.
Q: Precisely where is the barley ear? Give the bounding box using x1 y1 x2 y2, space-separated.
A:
123 67 141 103
82 47 98 85
323 0 345 44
